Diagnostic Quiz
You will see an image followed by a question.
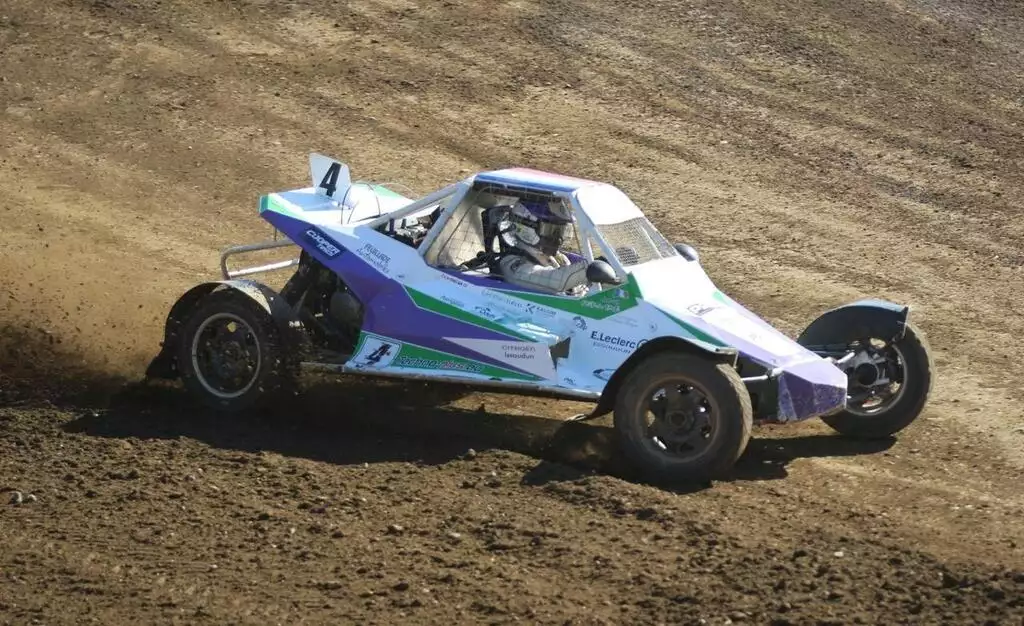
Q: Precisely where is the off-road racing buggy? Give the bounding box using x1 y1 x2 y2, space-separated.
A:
147 154 933 482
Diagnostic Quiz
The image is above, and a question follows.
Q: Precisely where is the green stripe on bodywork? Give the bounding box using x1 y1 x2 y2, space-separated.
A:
393 342 539 381
258 194 300 218
712 289 731 305
350 332 368 357
352 332 539 381
497 274 643 320
663 312 729 348
404 287 533 341
371 185 409 201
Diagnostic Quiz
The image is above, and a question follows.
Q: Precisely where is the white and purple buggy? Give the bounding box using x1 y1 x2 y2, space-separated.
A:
147 154 933 482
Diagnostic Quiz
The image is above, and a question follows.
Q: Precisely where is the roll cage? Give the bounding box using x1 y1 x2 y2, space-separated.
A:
221 169 682 291
364 175 673 289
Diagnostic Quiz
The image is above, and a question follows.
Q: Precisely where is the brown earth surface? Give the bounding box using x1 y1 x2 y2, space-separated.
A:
2 0 1024 623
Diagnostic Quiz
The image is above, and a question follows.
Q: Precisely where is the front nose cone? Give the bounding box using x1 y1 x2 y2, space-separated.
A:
776 359 848 422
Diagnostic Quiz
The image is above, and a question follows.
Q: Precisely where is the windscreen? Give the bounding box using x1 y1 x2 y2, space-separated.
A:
575 184 679 267
596 217 678 266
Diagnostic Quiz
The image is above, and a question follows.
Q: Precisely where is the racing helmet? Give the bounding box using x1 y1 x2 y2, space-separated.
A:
506 199 575 256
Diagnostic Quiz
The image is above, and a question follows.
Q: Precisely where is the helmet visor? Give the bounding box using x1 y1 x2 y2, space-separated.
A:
537 221 573 240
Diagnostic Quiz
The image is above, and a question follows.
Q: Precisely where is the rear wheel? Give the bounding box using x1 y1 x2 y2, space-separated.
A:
176 289 295 411
614 352 752 483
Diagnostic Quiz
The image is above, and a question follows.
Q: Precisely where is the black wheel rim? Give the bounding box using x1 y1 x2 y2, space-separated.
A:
842 337 907 416
640 379 718 462
190 312 262 399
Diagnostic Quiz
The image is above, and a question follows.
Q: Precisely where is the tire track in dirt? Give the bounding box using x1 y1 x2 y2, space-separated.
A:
3 392 1022 625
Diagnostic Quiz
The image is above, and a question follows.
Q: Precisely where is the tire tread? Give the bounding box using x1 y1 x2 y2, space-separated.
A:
613 352 752 483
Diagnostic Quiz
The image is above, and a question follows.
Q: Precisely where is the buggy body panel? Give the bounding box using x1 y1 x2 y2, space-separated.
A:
252 158 849 421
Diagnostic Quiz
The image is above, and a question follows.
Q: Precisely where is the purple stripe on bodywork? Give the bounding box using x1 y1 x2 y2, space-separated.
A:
644 268 848 421
703 315 847 420
776 360 848 422
705 298 848 420
262 211 541 377
678 306 848 421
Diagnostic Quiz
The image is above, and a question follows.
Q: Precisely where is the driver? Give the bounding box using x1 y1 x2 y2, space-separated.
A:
498 199 589 295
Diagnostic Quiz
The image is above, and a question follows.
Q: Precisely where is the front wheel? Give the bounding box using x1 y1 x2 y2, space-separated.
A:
821 322 933 439
176 289 295 412
614 352 752 483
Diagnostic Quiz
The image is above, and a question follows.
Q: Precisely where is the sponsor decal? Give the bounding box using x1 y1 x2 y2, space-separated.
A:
378 341 540 380
356 242 391 273
352 336 401 369
440 273 471 288
535 306 559 320
304 227 344 259
562 377 576 386
489 273 641 321
483 289 557 319
687 303 717 316
609 315 640 328
441 295 464 308
446 338 557 380
502 342 539 361
593 368 614 381
473 305 502 321
590 330 648 353
572 315 587 330
405 287 533 341
364 344 393 365
394 356 483 373
579 299 622 314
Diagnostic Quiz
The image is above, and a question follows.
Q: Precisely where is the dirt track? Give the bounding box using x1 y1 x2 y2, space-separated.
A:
2 0 1023 623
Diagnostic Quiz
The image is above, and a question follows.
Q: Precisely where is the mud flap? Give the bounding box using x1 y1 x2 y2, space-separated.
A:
750 298 911 422
747 376 780 423
144 347 180 380
797 299 910 350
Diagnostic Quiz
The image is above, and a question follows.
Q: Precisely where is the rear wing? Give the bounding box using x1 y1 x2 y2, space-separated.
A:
220 153 425 280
